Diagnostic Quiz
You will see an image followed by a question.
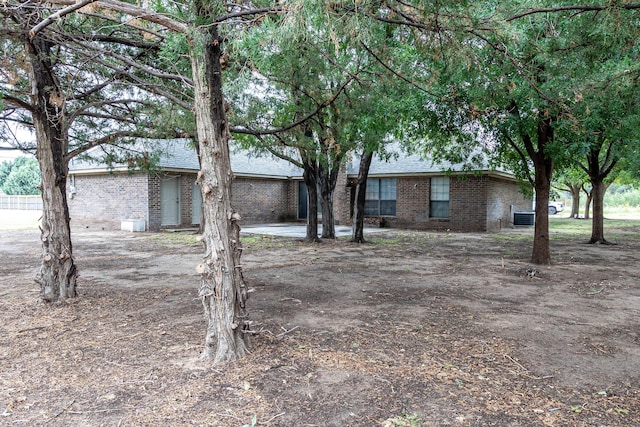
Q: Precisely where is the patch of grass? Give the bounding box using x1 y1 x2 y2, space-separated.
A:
382 413 421 427
548 217 591 236
241 235 266 245
549 217 640 241
149 232 300 250
368 235 405 248
492 233 533 243
147 232 201 247
241 234 297 250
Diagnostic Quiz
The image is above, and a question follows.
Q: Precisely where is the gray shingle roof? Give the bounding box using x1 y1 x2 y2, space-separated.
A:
347 151 447 176
68 139 513 179
346 144 508 177
69 139 303 178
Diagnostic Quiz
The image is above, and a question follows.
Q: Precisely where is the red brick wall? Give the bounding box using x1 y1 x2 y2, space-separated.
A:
395 176 432 226
68 172 149 229
231 178 294 224
486 177 532 231
333 168 350 225
181 174 196 226
449 175 490 231
148 174 161 230
287 180 300 220
360 174 527 232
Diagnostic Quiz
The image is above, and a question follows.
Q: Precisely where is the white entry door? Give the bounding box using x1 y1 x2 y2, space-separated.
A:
161 176 180 226
191 182 202 225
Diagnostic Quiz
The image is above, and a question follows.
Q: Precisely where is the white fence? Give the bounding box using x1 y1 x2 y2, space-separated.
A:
0 195 43 210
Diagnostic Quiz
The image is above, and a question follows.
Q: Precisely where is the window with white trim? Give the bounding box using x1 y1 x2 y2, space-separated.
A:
364 178 396 216
430 176 449 218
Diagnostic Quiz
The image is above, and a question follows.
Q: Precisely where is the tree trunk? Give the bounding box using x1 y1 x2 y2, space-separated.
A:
532 167 552 264
318 161 339 239
568 183 581 218
588 179 609 244
583 188 593 220
351 150 373 243
189 25 250 363
26 36 77 302
584 140 617 244
302 160 320 242
529 121 554 265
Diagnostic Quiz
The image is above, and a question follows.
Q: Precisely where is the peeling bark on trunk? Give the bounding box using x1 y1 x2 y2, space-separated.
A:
26 36 77 302
189 26 250 363
351 150 373 243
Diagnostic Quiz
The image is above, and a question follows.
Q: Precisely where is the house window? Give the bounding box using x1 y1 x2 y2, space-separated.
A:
430 176 449 218
364 178 396 216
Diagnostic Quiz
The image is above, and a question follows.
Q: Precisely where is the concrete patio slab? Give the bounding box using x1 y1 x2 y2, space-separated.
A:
240 223 385 238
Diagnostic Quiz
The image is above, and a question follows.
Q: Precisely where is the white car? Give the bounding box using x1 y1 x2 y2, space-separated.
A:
548 201 564 215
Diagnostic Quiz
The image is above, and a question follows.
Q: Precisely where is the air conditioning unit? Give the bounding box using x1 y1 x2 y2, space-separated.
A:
513 212 535 226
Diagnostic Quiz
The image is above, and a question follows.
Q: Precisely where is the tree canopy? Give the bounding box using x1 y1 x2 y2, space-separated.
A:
0 157 40 195
1 0 639 363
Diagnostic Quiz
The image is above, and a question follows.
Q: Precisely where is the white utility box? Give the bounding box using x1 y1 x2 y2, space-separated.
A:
121 219 146 232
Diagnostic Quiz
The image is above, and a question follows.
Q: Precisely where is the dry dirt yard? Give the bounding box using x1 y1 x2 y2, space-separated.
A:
0 222 639 427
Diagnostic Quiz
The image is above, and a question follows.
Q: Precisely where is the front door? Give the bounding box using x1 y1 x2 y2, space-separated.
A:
161 176 180 226
191 182 202 225
298 181 308 220
298 181 321 220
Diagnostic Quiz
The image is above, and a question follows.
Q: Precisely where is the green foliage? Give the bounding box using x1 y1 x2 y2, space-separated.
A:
1 2 195 170
227 0 432 181
605 185 640 207
0 158 13 184
0 157 40 195
383 413 421 427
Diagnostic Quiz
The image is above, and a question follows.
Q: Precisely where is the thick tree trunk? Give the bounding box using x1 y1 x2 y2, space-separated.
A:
529 121 554 265
189 26 250 363
584 141 616 244
588 180 608 244
567 183 581 218
26 36 77 302
318 162 339 239
351 150 373 243
532 169 552 264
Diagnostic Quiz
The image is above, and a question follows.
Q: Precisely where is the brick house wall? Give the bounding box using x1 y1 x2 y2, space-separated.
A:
69 172 299 231
232 177 295 224
486 177 531 231
68 172 150 229
284 169 351 225
383 176 476 231
449 175 489 231
180 174 197 227
358 174 530 232
333 168 350 225
394 176 433 228
147 174 161 230
68 169 530 233
287 179 301 220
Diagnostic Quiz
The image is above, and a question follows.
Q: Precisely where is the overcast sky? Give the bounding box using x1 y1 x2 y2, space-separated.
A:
0 122 35 163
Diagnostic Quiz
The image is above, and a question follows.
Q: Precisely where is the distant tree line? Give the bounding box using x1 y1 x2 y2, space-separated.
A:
0 157 40 195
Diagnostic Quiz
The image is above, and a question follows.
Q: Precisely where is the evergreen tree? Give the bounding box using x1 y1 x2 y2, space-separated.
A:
1 157 40 195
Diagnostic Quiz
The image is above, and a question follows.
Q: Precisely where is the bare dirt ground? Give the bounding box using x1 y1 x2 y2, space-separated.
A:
1 222 639 426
